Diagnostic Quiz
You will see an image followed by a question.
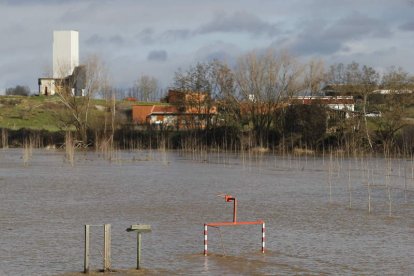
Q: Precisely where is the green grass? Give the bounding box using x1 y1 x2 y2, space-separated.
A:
0 99 61 131
0 95 125 131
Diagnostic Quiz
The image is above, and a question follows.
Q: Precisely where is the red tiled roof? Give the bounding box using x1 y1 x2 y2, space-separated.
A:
152 105 178 113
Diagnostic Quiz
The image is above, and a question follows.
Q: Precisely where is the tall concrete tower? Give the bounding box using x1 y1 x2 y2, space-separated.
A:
53 30 79 78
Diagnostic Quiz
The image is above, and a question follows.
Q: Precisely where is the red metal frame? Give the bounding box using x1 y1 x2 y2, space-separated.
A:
203 194 265 256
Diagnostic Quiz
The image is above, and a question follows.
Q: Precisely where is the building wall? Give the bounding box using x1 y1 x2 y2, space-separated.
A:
327 103 354 112
132 105 154 123
53 30 79 78
38 79 56 96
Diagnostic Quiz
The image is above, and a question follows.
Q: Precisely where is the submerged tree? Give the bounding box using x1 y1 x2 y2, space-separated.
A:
284 104 327 148
326 62 379 150
235 50 306 146
374 67 414 151
55 55 108 145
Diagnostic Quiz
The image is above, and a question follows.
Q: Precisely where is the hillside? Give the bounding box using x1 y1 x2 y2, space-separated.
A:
0 95 64 131
0 95 138 131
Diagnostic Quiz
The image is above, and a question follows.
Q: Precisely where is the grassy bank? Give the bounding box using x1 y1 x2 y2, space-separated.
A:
0 95 63 131
0 95 136 131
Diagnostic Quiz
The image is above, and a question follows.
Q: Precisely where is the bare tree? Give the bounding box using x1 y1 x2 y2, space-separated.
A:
55 54 108 145
173 62 218 129
5 85 30 96
351 63 379 150
134 75 159 102
211 61 240 128
304 58 325 97
326 62 379 150
326 63 346 86
235 50 306 146
375 67 413 151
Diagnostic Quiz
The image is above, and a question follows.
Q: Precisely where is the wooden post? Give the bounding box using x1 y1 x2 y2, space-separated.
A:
126 224 151 270
137 232 142 269
84 225 90 273
103 224 111 271
404 166 407 203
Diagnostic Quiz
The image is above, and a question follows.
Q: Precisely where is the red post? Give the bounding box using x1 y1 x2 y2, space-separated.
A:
233 198 237 223
224 195 237 223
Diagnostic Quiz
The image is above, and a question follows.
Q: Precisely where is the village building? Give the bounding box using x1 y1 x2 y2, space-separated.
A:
38 30 85 96
290 96 355 113
39 65 86 96
132 89 217 129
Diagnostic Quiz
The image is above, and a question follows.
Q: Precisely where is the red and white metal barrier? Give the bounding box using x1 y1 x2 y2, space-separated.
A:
203 195 266 256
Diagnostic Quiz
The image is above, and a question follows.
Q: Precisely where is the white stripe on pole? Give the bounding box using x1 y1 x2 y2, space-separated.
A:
204 224 208 256
262 222 265 253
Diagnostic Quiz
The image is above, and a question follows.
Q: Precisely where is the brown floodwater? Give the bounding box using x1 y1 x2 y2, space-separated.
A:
0 149 413 275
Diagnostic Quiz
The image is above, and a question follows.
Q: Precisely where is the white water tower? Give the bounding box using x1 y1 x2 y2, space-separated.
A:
53 30 79 78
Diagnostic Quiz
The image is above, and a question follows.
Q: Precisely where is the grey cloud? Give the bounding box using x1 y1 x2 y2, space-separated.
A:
7 23 25 33
147 50 168 62
85 34 126 46
160 29 191 42
195 42 240 66
109 35 124 45
292 38 343 56
1 0 83 5
136 28 155 44
135 11 279 45
136 28 191 44
325 12 391 40
330 46 399 70
85 34 105 45
291 12 392 56
400 21 414 31
197 11 279 37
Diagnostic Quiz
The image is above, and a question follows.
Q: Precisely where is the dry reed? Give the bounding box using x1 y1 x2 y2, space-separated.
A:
65 131 75 166
22 137 33 166
1 129 8 149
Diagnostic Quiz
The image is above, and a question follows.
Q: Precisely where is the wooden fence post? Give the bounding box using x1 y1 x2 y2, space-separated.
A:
137 232 142 269
103 224 111 271
84 225 90 273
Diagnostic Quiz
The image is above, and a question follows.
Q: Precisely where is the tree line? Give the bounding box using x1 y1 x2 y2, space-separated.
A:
5 50 414 155
38 51 414 155
168 51 414 155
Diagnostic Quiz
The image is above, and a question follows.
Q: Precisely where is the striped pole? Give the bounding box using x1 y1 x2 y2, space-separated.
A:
261 222 265 253
204 224 208 256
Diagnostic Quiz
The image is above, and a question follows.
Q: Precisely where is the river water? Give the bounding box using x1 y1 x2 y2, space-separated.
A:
0 149 413 275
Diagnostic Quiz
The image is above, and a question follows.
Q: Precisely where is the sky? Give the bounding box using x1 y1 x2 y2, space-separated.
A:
1 0 414 93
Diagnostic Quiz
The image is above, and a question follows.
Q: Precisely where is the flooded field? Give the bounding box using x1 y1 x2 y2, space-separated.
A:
0 149 413 275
